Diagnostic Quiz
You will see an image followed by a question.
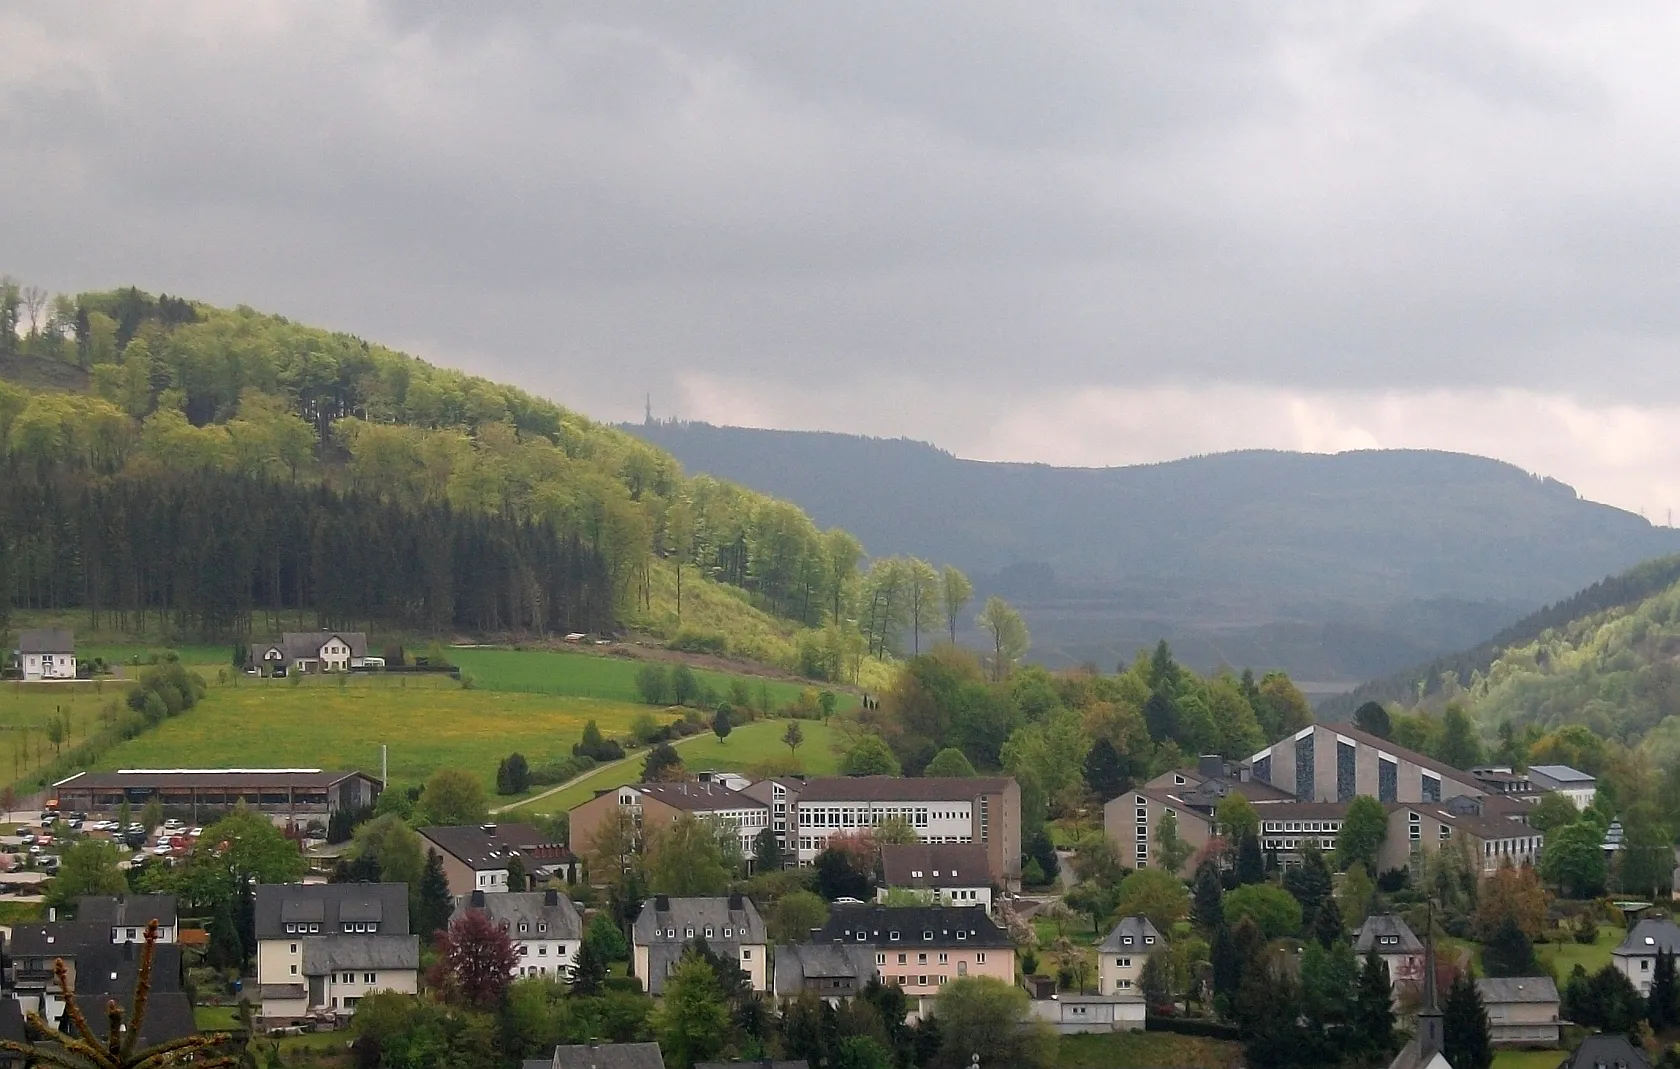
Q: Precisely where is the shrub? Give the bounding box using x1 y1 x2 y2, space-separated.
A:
669 629 728 655
531 755 597 787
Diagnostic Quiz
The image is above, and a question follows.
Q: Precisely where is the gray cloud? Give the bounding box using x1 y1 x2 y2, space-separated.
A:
5 1 1680 510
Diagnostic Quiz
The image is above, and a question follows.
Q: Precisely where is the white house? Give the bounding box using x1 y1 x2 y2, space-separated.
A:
1096 916 1162 995
77 894 178 944
453 889 582 979
1527 765 1597 809
254 883 419 1021
247 632 369 675
12 630 76 681
1614 916 1680 996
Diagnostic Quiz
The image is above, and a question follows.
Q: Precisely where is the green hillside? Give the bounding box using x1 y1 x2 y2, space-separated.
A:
0 283 958 684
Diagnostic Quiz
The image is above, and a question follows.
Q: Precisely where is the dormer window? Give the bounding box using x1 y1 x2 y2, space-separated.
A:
956 931 967 940
1123 936 1132 945
705 927 713 937
538 924 547 934
519 923 528 934
856 932 867 942
923 931 934 941
666 928 676 938
1145 936 1155 945
686 928 695 938
724 928 733 938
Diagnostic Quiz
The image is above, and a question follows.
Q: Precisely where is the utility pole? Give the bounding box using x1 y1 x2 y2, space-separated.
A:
381 743 388 788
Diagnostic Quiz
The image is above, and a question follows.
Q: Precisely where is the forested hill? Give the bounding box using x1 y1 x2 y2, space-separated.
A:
0 285 932 676
626 421 1680 682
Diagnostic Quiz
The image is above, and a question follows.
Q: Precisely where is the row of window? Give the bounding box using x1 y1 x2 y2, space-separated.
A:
657 926 747 940
330 972 379 984
1262 820 1341 833
1263 838 1337 852
873 951 980 968
850 930 979 943
282 922 381 935
514 944 570 958
798 806 934 829
795 834 972 852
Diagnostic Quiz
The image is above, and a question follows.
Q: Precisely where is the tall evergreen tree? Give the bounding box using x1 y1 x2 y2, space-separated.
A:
1443 970 1494 1069
1236 830 1265 885
1651 947 1677 1030
1283 845 1333 920
1210 922 1240 1017
207 896 243 971
415 849 453 940
1311 895 1344 949
1192 861 1225 931
1083 738 1129 801
571 933 608 996
1352 949 1396 1059
1482 915 1539 978
233 877 256 970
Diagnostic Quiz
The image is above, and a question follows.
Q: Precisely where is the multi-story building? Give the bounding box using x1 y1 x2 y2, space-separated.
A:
1469 766 1539 798
739 776 802 859
810 904 1014 1017
1105 759 1298 875
452 888 582 979
1614 916 1680 995
53 768 381 827
1257 802 1348 856
419 822 577 896
253 883 419 1021
1352 914 1424 993
1246 724 1486 804
632 894 769 994
570 782 770 876
76 894 178 944
1377 803 1543 876
876 843 994 912
1527 765 1597 809
1096 916 1162 995
1475 977 1560 1045
792 778 1021 890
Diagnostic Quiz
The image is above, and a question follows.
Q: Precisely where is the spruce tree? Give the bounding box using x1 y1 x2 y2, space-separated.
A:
1283 845 1333 920
1192 860 1224 931
1651 947 1677 1030
208 896 243 971
234 878 256 971
1312 895 1344 948
1211 922 1240 1017
1352 948 1395 1059
1236 830 1265 885
1482 914 1539 978
1083 739 1129 802
1443 969 1494 1069
415 849 453 940
572 933 608 995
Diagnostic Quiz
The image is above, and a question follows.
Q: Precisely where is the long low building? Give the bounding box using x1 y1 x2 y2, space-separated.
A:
53 769 382 826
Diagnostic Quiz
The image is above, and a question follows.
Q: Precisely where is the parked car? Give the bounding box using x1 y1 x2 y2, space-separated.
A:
18 833 35 845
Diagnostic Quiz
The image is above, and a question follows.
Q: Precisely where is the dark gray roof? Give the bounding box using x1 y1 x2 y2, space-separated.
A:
300 936 420 974
77 894 178 928
55 769 377 791
1529 764 1595 784
1563 1034 1651 1069
260 984 307 1000
772 943 876 997
553 1042 666 1069
420 824 560 870
255 883 411 939
879 843 992 888
797 777 1013 802
66 990 197 1049
1353 914 1423 956
812 904 1012 948
633 897 766 945
250 632 370 662
1097 916 1163 953
10 922 111 958
1475 976 1559 1004
0 999 24 1045
697 1063 808 1069
453 890 582 941
635 782 766 813
74 942 184 994
1616 917 1680 956
16 629 73 654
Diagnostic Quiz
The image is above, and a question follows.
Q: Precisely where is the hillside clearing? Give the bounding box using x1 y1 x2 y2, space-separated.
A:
508 718 841 816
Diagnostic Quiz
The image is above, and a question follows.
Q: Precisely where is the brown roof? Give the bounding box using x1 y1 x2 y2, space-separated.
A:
880 843 993 888
738 779 801 806
54 769 377 790
798 777 1013 801
637 782 766 813
1233 780 1297 802
1395 803 1539 842
419 824 566 870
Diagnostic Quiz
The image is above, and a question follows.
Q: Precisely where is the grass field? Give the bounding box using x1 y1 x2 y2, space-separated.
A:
508 718 843 816
1055 1032 1243 1068
1540 926 1623 979
92 678 651 792
1491 1050 1565 1069
448 646 857 711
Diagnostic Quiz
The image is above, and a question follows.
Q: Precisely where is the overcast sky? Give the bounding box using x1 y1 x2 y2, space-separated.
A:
7 2 1680 518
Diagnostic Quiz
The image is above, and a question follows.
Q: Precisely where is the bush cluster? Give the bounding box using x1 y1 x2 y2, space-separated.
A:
668 629 728 655
124 658 208 725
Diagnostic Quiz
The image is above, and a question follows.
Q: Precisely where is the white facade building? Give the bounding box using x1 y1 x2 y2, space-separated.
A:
13 630 76 681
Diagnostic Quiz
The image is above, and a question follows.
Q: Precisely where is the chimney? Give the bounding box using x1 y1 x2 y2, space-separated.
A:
1198 754 1224 780
481 824 497 837
545 889 558 907
655 894 670 912
729 892 743 911
470 890 485 908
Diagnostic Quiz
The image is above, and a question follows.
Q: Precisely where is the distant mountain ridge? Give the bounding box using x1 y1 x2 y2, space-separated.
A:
626 421 1680 682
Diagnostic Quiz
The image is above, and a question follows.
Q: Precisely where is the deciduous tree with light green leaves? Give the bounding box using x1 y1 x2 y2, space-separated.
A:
1115 867 1191 932
1335 795 1387 873
417 768 489 827
975 596 1030 682
941 565 973 646
655 954 731 1069
1154 811 1194 875
923 747 977 778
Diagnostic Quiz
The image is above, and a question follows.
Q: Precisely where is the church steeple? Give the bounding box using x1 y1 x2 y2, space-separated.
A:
1417 904 1444 1061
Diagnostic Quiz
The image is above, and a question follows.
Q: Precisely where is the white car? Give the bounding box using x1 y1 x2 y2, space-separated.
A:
151 844 171 856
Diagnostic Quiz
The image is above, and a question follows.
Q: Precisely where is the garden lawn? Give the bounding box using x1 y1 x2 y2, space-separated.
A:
0 680 126 785
450 646 858 711
1056 1032 1243 1068
193 1006 241 1031
509 718 842 816
1491 1051 1567 1069
1540 926 1624 980
90 679 651 793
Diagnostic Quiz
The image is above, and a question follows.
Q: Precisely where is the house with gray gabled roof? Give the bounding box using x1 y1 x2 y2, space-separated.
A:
1096 916 1162 995
76 894 178 943
550 1043 667 1069
247 631 369 675
1475 976 1560 1045
253 883 418 1022
454 888 582 979
1560 1034 1651 1069
1354 914 1425 993
11 629 76 680
1614 915 1680 995
772 943 879 1003
633 894 768 994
